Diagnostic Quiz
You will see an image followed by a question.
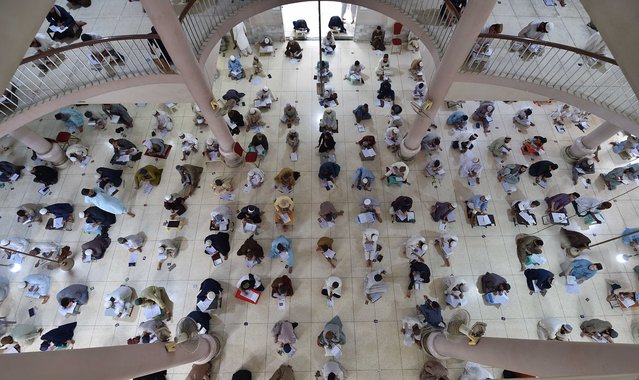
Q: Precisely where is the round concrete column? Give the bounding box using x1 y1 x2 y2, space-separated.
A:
400 0 497 159
140 0 243 167
562 121 621 162
10 126 69 168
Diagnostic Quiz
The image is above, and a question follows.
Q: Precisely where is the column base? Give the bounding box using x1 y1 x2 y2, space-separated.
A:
561 137 596 164
423 331 450 360
399 138 422 161
39 143 70 169
193 334 223 365
219 146 243 168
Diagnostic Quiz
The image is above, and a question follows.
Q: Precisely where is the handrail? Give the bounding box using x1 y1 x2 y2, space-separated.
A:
20 34 161 65
477 33 617 65
178 0 198 22
442 0 462 20
1 33 176 121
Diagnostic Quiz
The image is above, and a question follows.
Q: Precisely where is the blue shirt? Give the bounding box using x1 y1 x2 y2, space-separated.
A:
60 108 84 130
467 195 489 213
569 259 596 281
270 235 294 267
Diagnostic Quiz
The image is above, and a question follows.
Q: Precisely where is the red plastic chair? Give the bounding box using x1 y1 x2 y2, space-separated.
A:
55 131 80 149
391 22 403 54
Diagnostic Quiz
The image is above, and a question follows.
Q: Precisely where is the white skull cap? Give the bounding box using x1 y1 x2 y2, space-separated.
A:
0 240 8 246
250 108 257 114
39 208 48 215
207 291 217 300
364 198 371 206
164 195 172 201
84 249 93 256
484 195 491 201
487 105 494 111
78 211 85 219
205 240 212 247
158 246 165 253
230 55 236 61
206 138 214 145
94 173 101 179
544 22 554 32
362 178 369 184
263 86 269 92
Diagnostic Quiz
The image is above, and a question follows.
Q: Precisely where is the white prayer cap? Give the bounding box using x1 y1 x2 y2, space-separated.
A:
0 240 8 246
390 127 399 134
487 105 494 112
263 86 269 92
25 166 33 172
78 211 85 219
164 195 172 201
450 240 458 248
383 76 389 81
362 178 369 184
587 159 594 165
84 249 93 257
158 246 165 254
94 173 101 179
484 195 491 201
17 281 27 289
472 157 480 163
104 300 112 308
364 198 371 206
206 291 217 301
287 36 293 41
206 138 214 145
230 55 236 61
544 22 554 32
250 108 257 114
264 37 270 44
39 208 48 215
205 239 212 247
459 283 469 292
419 61 423 67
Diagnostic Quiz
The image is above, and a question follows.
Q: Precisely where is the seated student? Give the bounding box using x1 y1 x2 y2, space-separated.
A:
318 131 336 153
246 168 265 190
430 201 456 224
134 165 163 190
511 199 540 221
465 194 490 221
364 269 388 304
384 161 410 186
163 193 187 218
375 54 391 80
521 135 547 156
513 107 535 129
318 162 341 189
237 205 263 231
472 102 496 132
274 167 300 193
226 110 244 135
56 284 89 315
292 19 310 33
525 268 554 296
255 86 277 109
117 233 145 253
360 197 383 223
443 276 469 308
236 235 264 269
274 196 295 231
601 166 636 191
95 167 123 194
401 316 425 347
46 5 84 41
424 159 445 181
413 82 427 101
352 167 375 191
537 317 573 341
346 60 365 84
390 196 414 223
459 157 483 186
227 55 244 80
196 278 223 309
362 228 381 267
26 165 58 188
322 87 339 106
487 136 512 158
404 236 427 262
559 259 602 284
211 177 233 195
251 56 265 79
322 276 342 301
376 77 395 107
417 295 445 328
270 235 295 273
142 138 169 157
434 234 459 267
104 286 133 318
79 206 116 230
150 110 173 137
281 104 300 128
16 204 43 225
186 310 211 333
571 157 595 185
422 132 443 153
316 237 337 268
40 322 77 352
135 286 173 321
249 133 269 158
528 160 558 183
481 272 511 296
328 15 346 33
0 161 24 182
580 319 618 344
384 126 401 152
319 108 338 133
81 234 111 261
39 203 74 221
370 25 385 50
611 136 639 159
258 36 274 54
573 197 612 223
545 192 580 214
272 320 298 358
156 239 178 271
179 133 198 161
420 360 449 380
409 59 424 81
317 315 347 353
284 37 303 59
102 104 134 129
516 234 544 271
66 144 91 167
286 130 300 154
353 104 372 123
447 111 469 131
237 273 265 292
497 164 528 193
271 275 294 299
203 232 231 261
407 260 431 297
322 31 336 54
108 138 140 166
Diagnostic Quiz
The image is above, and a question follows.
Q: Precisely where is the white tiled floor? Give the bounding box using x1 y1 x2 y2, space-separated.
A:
3 2 635 380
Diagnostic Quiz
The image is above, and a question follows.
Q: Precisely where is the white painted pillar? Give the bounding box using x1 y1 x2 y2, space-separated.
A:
140 0 243 167
400 0 497 159
10 126 69 168
563 121 621 161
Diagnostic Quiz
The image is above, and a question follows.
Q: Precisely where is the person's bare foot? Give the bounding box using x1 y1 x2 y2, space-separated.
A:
128 211 135 217
367 260 372 267
41 295 49 304
288 267 293 274
444 258 450 267
156 264 162 271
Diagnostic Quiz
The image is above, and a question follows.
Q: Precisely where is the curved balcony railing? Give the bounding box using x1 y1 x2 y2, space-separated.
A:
178 0 460 59
460 34 639 123
1 34 175 121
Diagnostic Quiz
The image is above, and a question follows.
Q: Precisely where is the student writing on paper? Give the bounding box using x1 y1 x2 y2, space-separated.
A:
175 164 204 198
102 104 134 128
104 286 133 318
316 237 338 268
16 204 43 225
318 201 344 225
109 138 140 166
558 259 602 284
317 316 346 352
271 275 294 299
390 196 414 222
417 295 445 328
56 284 89 313
321 276 342 302
434 234 459 267
516 234 544 271
362 228 381 267
401 316 424 347
19 274 51 304
472 102 496 133
237 273 265 293
573 197 612 223
249 132 269 158
404 236 427 262
164 193 187 218
227 55 245 80
359 197 383 223
364 269 388 304
246 168 265 190
135 286 173 321
443 276 469 308
528 160 559 184
272 320 298 358
318 162 341 188
537 318 573 341
274 196 295 231
353 103 372 123
236 235 264 268
459 157 483 186
407 261 431 298
138 320 172 343
0 161 23 183
274 167 300 193
237 204 263 231
524 268 554 296
481 272 511 296
156 239 178 271
420 132 443 153
580 319 617 344
117 233 145 253
39 322 77 351
545 192 580 214
270 235 294 273
66 144 91 167
488 136 512 158
204 233 231 261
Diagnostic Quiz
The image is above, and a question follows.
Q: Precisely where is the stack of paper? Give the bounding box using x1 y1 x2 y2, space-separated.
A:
323 249 336 259
551 212 567 223
477 215 492 226
362 148 376 158
357 212 375 224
